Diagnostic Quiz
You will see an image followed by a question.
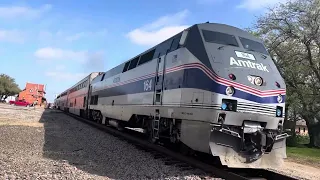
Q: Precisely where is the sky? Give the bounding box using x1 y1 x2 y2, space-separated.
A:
0 0 289 102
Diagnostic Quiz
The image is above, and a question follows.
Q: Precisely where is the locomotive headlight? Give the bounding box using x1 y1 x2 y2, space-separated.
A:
277 94 283 103
276 106 283 117
221 103 227 110
254 76 263 86
221 99 238 112
226 86 235 96
276 109 282 117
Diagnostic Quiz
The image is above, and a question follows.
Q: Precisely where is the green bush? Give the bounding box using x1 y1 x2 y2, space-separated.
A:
287 134 310 147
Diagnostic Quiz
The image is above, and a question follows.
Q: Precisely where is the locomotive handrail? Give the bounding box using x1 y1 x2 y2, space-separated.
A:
275 133 290 141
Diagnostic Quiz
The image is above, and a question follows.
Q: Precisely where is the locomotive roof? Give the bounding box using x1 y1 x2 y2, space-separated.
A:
56 22 261 99
105 22 260 70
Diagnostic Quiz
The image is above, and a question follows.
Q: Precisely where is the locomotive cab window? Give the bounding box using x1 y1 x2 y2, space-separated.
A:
238 37 269 55
128 56 140 71
94 95 98 105
101 73 105 81
90 95 99 105
169 34 182 52
90 96 94 105
154 38 173 58
202 30 238 47
138 49 155 66
123 61 130 72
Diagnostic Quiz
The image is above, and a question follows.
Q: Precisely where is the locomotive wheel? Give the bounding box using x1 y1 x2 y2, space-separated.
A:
116 122 124 131
97 111 103 124
92 110 103 124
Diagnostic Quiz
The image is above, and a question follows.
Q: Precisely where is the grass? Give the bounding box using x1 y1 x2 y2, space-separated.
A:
286 146 320 167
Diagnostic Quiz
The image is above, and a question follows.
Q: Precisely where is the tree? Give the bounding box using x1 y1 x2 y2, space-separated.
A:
0 74 21 100
250 0 320 147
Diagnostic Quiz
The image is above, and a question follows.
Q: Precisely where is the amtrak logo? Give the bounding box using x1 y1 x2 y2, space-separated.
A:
230 57 269 72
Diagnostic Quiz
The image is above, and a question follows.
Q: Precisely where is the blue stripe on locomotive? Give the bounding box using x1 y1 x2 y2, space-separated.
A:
183 68 286 104
92 68 285 104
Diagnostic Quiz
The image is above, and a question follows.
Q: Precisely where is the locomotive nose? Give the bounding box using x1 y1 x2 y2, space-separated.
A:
209 120 288 168
223 62 283 91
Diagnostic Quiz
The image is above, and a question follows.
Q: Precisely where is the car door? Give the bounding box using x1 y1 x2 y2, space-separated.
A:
15 100 22 106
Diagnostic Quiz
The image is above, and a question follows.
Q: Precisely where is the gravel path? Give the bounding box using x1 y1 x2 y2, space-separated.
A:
0 105 219 180
2 104 317 180
268 161 320 180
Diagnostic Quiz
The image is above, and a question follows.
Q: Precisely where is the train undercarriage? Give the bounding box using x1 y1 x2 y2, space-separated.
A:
90 109 182 143
89 109 196 154
88 108 289 168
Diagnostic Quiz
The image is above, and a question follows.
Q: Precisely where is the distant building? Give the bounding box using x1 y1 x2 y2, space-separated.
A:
295 119 308 136
18 82 46 106
284 117 309 136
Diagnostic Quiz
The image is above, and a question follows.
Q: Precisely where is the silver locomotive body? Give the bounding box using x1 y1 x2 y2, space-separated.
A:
55 22 289 168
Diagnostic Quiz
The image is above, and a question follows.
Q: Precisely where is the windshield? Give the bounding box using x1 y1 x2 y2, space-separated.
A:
239 37 268 55
202 30 239 47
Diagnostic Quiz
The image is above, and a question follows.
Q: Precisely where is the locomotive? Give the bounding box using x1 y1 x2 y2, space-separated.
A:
54 22 289 168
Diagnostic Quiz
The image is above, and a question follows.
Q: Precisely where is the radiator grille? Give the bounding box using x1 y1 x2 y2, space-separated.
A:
236 102 285 117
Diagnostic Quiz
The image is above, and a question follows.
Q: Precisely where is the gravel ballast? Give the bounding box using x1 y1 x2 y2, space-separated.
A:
0 105 220 180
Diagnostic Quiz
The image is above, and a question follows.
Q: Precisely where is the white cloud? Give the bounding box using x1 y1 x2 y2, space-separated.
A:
0 4 52 19
83 51 105 72
0 30 25 43
34 47 89 63
127 26 189 46
126 10 190 46
34 47 106 72
44 52 105 82
237 0 288 10
45 71 88 81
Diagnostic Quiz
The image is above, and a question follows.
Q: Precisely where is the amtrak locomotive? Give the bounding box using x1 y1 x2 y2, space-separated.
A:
54 22 289 168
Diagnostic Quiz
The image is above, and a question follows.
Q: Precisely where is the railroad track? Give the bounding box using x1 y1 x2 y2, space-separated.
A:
62 111 297 180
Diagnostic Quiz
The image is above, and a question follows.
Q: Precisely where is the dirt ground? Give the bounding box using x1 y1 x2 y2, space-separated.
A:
0 104 319 180
269 160 320 180
0 104 219 180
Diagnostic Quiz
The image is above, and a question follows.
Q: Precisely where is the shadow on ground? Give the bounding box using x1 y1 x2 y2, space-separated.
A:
39 109 208 179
